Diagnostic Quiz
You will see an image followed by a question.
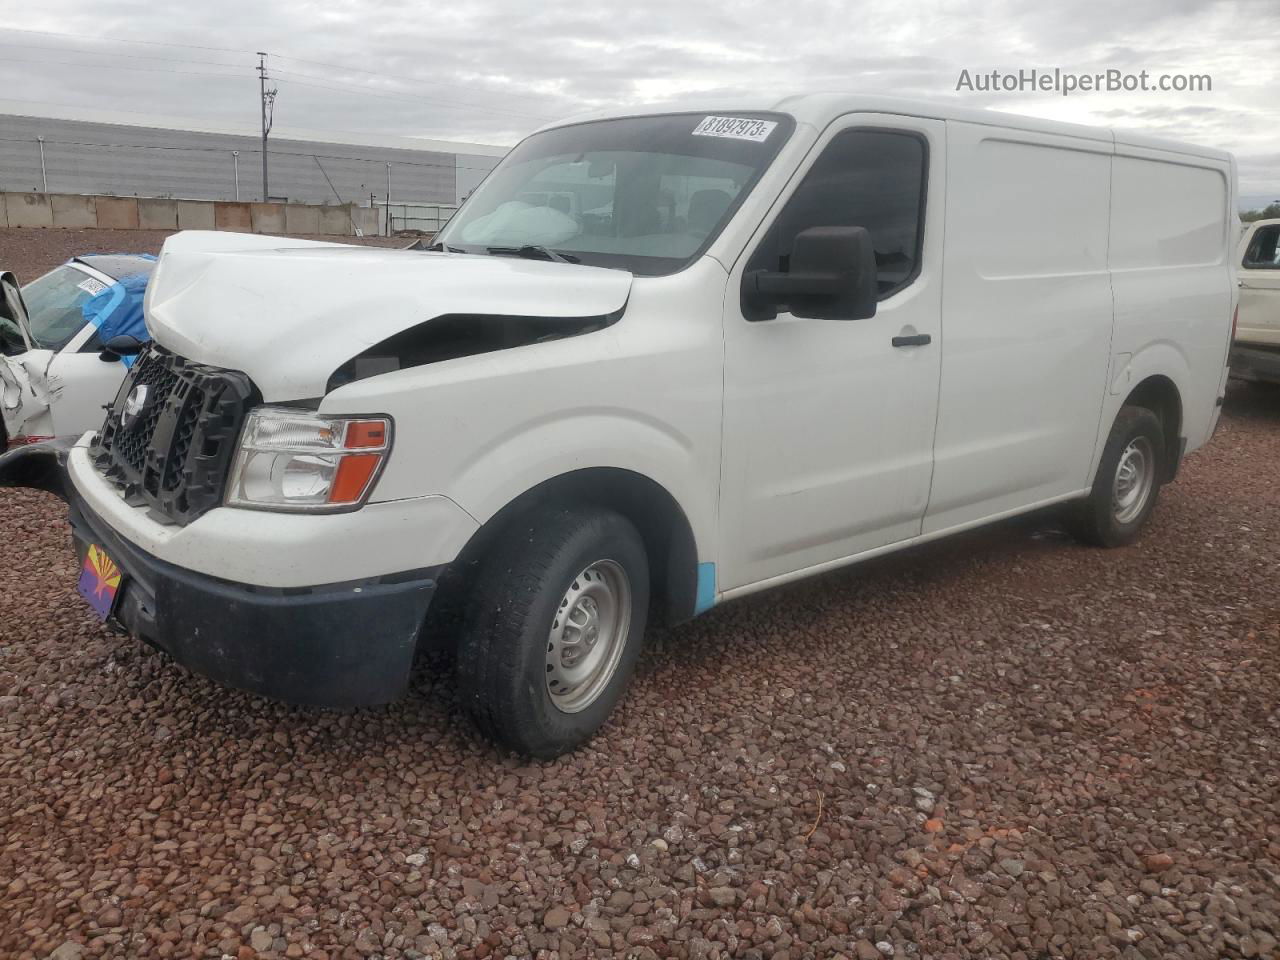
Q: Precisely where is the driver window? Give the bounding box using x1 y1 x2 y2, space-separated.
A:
748 128 927 298
1242 225 1280 269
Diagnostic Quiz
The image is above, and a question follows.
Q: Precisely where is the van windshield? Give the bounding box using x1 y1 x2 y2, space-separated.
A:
437 113 795 276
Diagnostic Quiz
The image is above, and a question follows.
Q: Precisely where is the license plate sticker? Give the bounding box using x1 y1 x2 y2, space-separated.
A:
77 544 122 621
691 116 778 142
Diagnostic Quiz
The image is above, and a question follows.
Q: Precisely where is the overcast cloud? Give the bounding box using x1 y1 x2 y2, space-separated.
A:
0 0 1277 204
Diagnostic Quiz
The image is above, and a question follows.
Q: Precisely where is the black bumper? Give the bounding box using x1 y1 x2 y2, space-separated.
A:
2 441 438 707
1230 344 1280 384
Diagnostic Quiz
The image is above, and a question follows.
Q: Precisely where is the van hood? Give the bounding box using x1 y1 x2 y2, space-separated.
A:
145 232 634 400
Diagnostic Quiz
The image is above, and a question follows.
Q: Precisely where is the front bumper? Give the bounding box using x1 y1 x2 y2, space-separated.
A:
2 441 439 707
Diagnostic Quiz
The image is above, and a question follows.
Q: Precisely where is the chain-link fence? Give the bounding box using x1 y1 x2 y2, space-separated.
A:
373 201 459 235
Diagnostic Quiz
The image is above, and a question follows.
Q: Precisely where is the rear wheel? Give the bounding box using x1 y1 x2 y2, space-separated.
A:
456 504 649 758
1068 405 1165 547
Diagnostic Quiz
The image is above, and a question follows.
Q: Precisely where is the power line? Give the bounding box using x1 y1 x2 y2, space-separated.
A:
0 54 249 81
0 135 503 174
0 27 557 111
272 75 550 121
0 96 256 132
0 98 511 153
0 49 544 125
0 25 247 55
269 67 553 118
0 39 252 69
267 51 552 106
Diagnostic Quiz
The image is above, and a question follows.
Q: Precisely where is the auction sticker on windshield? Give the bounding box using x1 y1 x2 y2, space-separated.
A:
692 116 778 142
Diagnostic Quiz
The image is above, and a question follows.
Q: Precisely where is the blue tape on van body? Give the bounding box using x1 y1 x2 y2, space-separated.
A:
694 562 716 615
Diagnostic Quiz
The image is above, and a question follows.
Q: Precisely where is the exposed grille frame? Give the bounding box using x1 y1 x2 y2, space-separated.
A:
91 344 259 525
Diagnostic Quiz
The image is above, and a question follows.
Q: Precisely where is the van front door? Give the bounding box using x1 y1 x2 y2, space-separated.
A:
719 117 945 594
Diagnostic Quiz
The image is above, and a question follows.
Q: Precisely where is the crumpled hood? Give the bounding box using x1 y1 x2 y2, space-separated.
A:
145 232 634 400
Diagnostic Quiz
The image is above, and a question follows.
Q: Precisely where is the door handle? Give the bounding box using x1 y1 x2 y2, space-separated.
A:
892 333 932 347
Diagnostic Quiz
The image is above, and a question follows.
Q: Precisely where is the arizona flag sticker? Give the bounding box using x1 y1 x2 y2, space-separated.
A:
78 545 121 620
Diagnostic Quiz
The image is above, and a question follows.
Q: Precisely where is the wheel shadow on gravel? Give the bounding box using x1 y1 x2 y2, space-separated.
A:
637 505 1081 676
396 506 1084 753
1222 378 1280 424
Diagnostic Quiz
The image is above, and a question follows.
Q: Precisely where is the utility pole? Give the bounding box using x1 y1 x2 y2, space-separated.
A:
257 52 277 202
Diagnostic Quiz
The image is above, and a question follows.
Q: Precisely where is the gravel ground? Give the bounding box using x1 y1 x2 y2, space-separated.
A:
2 229 1279 959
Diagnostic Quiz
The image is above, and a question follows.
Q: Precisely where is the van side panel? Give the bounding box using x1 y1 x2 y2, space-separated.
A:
924 123 1113 534
1101 150 1232 463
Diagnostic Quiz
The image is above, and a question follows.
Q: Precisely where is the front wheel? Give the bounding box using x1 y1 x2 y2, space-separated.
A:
456 504 649 758
1068 405 1165 547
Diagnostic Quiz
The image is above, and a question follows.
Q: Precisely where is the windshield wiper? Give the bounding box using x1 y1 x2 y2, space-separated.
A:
486 245 580 264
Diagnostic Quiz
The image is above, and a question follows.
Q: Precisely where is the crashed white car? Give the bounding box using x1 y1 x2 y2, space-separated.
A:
1 255 156 450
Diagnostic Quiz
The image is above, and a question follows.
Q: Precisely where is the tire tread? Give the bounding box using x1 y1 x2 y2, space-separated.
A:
1068 404 1164 548
455 504 647 756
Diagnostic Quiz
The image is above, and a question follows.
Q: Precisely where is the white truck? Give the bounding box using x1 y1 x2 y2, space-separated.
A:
1231 218 1280 382
0 96 1235 757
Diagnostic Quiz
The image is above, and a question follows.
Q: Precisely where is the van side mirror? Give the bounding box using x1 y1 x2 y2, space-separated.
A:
99 334 144 363
742 226 879 322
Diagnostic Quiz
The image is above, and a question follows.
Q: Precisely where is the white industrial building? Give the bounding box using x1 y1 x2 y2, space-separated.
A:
0 105 507 217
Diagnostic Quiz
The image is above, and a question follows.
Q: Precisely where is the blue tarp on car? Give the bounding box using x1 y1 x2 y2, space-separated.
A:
81 258 155 367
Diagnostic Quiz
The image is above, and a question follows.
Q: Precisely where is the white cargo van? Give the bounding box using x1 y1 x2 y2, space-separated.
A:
0 96 1235 757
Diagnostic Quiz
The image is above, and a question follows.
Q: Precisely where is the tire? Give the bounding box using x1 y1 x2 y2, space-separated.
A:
456 504 649 758
1068 405 1165 548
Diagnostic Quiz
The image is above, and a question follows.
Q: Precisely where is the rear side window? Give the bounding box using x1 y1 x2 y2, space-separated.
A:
1242 225 1280 268
748 129 927 297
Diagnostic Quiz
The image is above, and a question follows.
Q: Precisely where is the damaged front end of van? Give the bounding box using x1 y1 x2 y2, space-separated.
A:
0 229 638 706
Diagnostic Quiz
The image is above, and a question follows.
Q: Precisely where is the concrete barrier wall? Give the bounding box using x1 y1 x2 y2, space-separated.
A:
5 192 54 228
138 198 178 231
96 197 138 230
0 192 378 236
51 194 96 228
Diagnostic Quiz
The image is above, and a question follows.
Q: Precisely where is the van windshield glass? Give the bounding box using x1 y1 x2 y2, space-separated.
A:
437 113 794 276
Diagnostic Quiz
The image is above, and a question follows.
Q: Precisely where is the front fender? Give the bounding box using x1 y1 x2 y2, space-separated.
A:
0 436 76 498
447 406 705 528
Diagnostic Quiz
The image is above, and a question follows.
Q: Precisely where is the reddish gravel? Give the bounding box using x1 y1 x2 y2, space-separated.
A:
2 229 1279 959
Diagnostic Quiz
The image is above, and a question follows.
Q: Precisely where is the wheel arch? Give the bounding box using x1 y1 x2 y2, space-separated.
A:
1122 374 1183 482
449 467 702 628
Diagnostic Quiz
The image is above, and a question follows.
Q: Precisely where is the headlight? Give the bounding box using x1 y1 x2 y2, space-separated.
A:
226 407 392 512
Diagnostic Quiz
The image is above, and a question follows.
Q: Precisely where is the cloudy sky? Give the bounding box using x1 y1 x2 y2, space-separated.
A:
1 0 1277 206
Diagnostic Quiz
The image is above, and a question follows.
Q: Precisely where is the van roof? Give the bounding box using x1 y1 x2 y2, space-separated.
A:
542 92 1232 164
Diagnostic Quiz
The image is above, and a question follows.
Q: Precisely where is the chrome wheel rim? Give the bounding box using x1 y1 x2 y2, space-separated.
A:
546 559 631 713
1112 436 1154 525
